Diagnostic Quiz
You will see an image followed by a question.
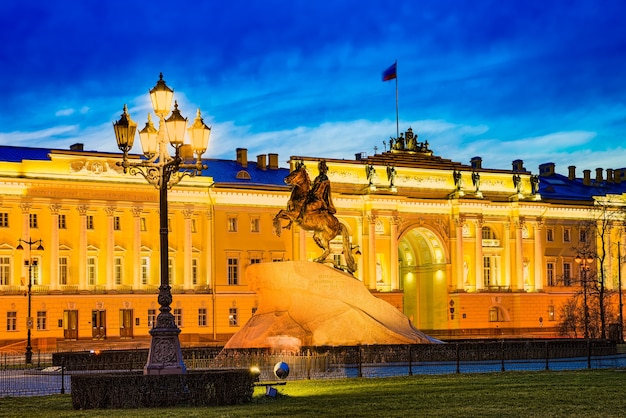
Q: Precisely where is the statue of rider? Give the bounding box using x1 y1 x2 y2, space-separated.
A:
299 160 336 219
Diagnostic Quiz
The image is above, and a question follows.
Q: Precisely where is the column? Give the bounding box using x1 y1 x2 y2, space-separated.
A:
356 217 364 282
454 216 464 290
19 204 32 288
104 206 115 289
132 206 142 290
48 204 62 291
367 214 377 290
475 218 484 291
390 215 400 290
183 207 194 290
299 228 307 261
206 208 213 290
76 205 88 290
515 219 524 290
533 220 544 291
503 222 511 288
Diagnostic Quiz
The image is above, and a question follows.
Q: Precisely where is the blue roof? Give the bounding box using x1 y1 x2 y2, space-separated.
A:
0 145 53 162
202 159 289 187
539 172 626 201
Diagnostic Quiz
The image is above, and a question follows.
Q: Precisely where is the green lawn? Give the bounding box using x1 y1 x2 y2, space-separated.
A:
1 369 625 417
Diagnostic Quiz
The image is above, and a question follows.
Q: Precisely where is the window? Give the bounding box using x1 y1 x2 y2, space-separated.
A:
30 257 41 285
563 227 571 242
250 217 260 233
113 216 121 231
37 311 47 330
191 219 197 233
250 257 262 265
141 257 150 285
168 257 175 283
192 258 199 286
563 262 572 286
228 257 239 285
6 311 17 331
86 215 94 230
229 308 238 326
489 307 504 322
114 257 123 285
59 257 68 285
482 226 495 240
173 308 182 327
140 217 147 232
483 257 491 287
546 228 554 242
29 213 38 228
547 262 555 286
0 256 10 285
58 214 67 229
198 308 207 326
228 216 238 232
579 229 587 243
147 309 156 328
0 212 8 227
87 257 96 286
548 305 555 321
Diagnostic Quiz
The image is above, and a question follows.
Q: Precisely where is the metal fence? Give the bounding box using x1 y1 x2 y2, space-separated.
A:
2 341 626 397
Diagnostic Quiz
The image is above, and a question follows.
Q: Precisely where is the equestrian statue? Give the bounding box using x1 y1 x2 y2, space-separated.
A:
273 160 357 274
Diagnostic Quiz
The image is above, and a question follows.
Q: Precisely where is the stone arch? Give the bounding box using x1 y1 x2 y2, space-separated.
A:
398 225 450 332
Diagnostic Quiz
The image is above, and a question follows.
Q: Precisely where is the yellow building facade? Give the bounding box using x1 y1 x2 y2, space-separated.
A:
1 134 624 351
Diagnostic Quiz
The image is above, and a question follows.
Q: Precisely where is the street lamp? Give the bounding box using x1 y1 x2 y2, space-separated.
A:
575 253 594 340
113 73 211 375
16 238 44 365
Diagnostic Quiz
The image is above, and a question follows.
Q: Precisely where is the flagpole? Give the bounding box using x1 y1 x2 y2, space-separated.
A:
395 60 399 140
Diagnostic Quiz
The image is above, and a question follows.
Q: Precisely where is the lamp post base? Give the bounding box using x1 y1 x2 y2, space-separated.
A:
144 327 186 375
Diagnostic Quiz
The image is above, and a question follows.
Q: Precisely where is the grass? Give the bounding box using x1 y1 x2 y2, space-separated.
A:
1 369 625 417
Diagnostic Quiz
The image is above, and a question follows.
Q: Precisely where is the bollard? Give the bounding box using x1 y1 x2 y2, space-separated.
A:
408 344 413 376
60 364 65 394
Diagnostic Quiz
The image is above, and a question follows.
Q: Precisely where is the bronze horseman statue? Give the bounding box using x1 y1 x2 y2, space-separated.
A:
273 160 357 274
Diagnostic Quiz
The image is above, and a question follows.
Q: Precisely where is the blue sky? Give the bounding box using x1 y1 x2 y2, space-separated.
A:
1 0 625 174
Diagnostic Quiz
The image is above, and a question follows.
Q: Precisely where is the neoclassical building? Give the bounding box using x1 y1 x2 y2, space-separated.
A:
1 128 625 350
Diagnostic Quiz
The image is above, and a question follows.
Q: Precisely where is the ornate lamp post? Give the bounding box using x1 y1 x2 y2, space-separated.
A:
16 238 44 365
575 253 594 340
113 73 211 375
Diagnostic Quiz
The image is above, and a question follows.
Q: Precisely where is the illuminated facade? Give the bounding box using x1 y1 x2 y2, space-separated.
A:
1 131 625 350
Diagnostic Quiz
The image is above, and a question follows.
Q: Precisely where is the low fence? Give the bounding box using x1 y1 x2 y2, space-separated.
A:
1 340 624 397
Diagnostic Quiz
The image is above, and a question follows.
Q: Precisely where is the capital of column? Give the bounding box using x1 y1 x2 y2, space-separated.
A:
183 208 194 219
48 203 62 214
76 205 89 216
104 206 116 217
131 206 143 217
19 203 32 213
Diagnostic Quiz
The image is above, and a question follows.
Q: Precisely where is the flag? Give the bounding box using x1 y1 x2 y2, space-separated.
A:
382 62 397 81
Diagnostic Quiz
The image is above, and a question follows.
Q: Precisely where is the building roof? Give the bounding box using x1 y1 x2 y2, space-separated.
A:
202 159 288 188
0 144 289 189
539 172 626 203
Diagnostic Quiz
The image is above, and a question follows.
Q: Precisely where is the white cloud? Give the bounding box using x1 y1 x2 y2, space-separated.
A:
55 108 75 117
0 126 79 145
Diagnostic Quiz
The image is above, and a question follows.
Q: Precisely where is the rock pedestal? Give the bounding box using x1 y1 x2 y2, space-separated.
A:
225 261 439 349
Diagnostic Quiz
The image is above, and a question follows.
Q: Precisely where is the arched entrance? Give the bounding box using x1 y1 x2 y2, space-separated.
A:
398 227 449 331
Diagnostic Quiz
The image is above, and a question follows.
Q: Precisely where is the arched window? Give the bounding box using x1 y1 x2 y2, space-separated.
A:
482 226 496 240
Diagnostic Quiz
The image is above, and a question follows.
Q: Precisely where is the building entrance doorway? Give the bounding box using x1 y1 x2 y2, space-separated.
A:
120 309 133 339
92 310 106 339
398 227 448 332
63 310 78 340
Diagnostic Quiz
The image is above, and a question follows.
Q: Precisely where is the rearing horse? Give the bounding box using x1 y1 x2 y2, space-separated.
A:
273 163 357 274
